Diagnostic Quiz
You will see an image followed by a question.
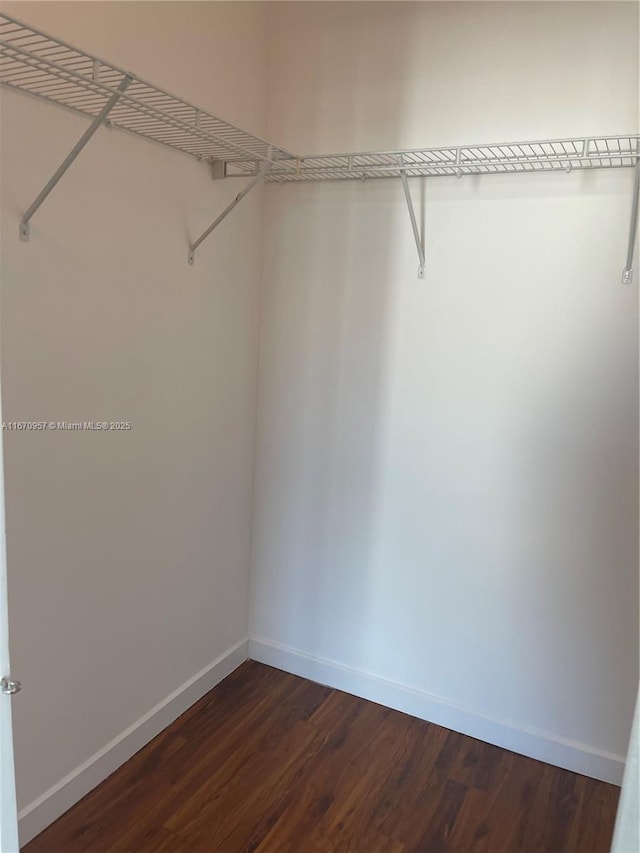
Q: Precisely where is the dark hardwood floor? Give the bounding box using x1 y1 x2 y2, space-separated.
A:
24 661 620 852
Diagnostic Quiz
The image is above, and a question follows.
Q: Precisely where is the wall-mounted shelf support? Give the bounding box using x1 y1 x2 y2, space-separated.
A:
19 76 132 242
188 164 270 265
622 159 640 284
2 14 638 279
400 170 426 279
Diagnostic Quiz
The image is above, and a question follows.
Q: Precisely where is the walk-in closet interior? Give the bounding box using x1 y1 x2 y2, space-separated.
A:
0 2 638 850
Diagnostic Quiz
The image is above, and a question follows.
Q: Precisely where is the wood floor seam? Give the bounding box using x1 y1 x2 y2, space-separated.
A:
24 661 620 853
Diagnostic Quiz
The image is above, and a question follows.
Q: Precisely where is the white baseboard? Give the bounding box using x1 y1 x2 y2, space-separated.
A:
17 634 624 848
18 638 249 847
249 636 625 786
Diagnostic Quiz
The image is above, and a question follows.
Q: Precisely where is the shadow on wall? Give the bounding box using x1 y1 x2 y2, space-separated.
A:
511 266 639 746
252 25 411 663
251 0 639 759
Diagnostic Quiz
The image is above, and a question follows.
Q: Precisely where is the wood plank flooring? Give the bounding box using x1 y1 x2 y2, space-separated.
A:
24 661 620 852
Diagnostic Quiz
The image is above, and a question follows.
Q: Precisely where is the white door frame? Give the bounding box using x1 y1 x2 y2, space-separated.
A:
0 370 19 852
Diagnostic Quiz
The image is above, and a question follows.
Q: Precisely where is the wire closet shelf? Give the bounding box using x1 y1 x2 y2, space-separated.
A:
2 13 637 181
0 12 638 278
0 13 293 165
247 136 640 182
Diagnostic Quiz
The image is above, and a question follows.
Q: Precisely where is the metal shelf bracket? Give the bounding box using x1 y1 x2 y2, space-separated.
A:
3 14 638 278
188 164 270 265
19 76 132 242
622 158 640 285
400 169 426 279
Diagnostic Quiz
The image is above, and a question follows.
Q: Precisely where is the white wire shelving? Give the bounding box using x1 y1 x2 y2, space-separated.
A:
1 12 638 278
0 13 293 165
251 136 639 181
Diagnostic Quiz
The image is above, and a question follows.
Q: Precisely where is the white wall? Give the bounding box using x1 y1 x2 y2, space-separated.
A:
250 1 640 783
1 4 639 845
0 2 268 843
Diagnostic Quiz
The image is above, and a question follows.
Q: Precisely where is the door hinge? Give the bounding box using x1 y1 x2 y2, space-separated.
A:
1 676 22 695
